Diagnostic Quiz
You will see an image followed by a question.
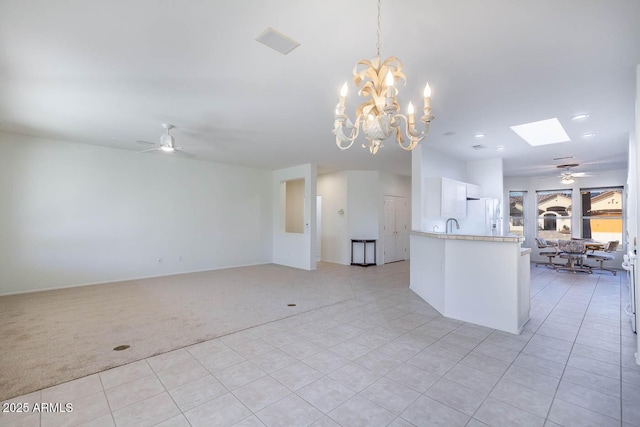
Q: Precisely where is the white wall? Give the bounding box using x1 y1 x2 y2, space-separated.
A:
634 63 640 255
0 132 273 295
467 158 505 233
422 147 467 181
347 171 380 265
318 171 380 266
379 172 411 203
467 158 504 200
411 145 423 230
317 172 348 264
318 170 411 265
414 146 467 232
346 171 379 240
627 131 637 251
272 164 317 270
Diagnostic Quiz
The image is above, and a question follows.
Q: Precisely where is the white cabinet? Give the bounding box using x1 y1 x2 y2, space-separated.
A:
466 183 482 200
441 178 467 218
424 177 467 219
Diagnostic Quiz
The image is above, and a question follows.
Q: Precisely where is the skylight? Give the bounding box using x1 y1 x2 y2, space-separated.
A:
510 118 570 146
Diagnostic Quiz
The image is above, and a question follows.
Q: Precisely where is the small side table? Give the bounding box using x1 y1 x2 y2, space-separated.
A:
351 239 376 267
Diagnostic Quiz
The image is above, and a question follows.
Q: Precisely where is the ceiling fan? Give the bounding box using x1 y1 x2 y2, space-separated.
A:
556 163 595 184
138 124 194 157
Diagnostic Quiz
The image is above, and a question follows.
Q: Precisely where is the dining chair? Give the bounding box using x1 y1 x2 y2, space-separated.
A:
535 237 559 269
586 240 619 275
556 239 592 274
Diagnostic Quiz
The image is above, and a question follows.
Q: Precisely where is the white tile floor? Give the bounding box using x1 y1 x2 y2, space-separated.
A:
1 262 638 427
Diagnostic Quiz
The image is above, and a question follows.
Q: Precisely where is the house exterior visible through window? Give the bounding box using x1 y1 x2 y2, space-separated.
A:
537 189 572 240
509 191 526 236
581 187 623 250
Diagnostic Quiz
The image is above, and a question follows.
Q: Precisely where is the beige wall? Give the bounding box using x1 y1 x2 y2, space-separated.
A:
285 178 305 233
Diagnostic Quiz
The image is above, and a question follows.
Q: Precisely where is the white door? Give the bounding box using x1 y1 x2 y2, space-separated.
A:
384 196 397 263
394 196 408 261
384 195 408 263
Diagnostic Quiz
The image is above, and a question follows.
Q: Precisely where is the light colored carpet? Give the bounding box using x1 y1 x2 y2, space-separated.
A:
0 261 409 401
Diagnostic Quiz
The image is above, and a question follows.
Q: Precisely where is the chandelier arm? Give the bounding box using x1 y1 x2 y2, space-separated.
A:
391 113 426 151
334 115 362 150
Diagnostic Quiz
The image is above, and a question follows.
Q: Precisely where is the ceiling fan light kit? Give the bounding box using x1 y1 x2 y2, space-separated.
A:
560 175 576 185
556 163 593 184
332 0 434 155
138 123 193 157
159 125 176 151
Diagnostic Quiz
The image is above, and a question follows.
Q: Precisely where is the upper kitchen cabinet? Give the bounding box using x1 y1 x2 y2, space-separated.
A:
424 177 468 220
466 183 482 200
442 178 467 218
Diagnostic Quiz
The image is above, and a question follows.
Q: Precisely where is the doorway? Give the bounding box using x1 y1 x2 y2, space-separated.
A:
316 195 322 262
384 195 408 263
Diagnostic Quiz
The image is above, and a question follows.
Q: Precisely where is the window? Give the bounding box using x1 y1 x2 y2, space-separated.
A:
581 187 623 250
508 191 526 236
536 189 572 240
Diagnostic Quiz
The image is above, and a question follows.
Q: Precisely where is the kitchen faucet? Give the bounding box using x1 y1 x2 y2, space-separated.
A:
445 218 460 234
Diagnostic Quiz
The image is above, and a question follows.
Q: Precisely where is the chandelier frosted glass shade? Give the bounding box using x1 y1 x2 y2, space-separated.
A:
333 56 434 155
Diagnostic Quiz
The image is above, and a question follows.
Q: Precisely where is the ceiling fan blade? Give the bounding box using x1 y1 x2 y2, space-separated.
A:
136 140 155 145
139 147 160 153
173 149 195 158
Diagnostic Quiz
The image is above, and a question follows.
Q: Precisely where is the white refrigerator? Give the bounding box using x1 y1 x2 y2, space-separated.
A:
465 198 501 236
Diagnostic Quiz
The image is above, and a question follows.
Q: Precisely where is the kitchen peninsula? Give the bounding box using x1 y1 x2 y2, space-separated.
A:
410 231 530 334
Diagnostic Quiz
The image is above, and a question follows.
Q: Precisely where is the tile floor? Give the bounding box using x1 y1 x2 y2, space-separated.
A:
1 262 638 427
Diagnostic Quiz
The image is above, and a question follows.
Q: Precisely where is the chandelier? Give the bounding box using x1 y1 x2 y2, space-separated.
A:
333 0 434 155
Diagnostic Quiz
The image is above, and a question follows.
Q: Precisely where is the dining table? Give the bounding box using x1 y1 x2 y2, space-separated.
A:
584 242 605 252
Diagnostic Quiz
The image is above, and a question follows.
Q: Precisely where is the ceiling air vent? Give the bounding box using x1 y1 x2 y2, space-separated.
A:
255 27 300 55
472 144 487 150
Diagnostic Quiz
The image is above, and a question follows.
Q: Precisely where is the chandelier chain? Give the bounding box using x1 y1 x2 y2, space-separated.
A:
376 0 381 57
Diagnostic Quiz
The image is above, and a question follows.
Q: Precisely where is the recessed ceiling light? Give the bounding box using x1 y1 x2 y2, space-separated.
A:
496 146 505 151
571 113 589 121
474 133 485 138
510 118 570 146
582 132 596 138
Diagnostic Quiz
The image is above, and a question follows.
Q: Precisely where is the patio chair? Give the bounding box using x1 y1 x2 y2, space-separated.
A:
556 239 592 274
586 240 619 276
535 237 559 269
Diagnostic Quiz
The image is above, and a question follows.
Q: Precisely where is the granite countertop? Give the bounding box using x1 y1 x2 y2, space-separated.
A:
410 230 525 243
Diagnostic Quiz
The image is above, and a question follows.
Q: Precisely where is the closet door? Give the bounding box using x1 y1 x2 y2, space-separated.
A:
384 195 408 263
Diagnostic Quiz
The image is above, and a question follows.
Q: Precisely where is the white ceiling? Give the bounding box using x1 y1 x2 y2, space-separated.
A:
1 0 639 177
